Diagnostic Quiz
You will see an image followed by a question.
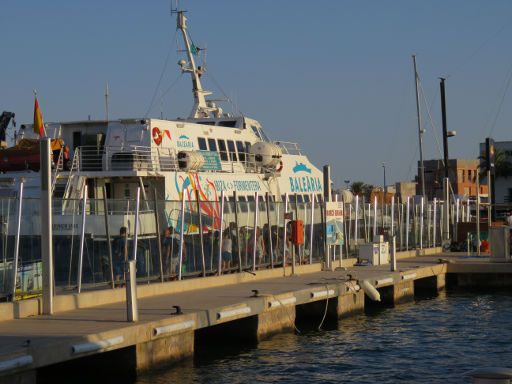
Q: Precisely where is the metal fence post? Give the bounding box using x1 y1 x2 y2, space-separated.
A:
406 197 410 251
77 185 88 294
252 192 259 272
178 192 186 280
282 193 289 276
11 182 23 301
309 194 315 264
420 196 424 250
354 195 359 245
217 192 225 276
41 138 54 314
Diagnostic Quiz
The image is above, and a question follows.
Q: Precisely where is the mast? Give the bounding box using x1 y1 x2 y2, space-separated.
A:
440 78 449 179
412 55 426 198
176 10 217 119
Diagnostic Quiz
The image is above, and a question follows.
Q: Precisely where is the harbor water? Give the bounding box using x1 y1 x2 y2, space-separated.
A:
136 290 512 384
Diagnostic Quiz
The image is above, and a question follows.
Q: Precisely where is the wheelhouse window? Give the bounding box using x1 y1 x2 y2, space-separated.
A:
236 141 246 162
227 140 237 161
251 126 262 140
218 120 237 128
207 138 217 152
217 139 228 161
198 137 207 151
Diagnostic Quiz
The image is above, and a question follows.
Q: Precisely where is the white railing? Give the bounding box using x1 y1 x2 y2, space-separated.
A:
73 145 263 174
274 141 302 155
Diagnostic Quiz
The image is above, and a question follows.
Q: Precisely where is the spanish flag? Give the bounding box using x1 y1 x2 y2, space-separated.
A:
33 97 45 137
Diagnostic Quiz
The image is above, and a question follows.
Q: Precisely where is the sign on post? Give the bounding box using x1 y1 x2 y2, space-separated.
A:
326 201 344 246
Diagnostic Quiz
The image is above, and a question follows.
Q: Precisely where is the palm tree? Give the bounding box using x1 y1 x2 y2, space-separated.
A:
479 148 512 179
350 181 374 200
350 181 365 196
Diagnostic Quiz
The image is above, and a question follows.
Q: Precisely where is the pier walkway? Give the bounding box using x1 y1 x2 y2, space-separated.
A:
1 251 511 383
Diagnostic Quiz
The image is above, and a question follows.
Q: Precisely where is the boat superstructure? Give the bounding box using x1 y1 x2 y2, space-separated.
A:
0 8 324 238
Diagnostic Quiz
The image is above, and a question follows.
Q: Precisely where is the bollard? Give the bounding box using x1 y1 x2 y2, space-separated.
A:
391 235 397 272
125 260 138 322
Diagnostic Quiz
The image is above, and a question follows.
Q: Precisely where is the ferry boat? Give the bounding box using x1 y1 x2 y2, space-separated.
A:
0 9 326 292
0 9 324 237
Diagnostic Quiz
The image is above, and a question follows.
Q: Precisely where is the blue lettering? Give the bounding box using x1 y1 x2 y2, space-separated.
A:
289 177 295 192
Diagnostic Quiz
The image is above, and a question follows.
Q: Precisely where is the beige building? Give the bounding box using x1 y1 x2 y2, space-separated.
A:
418 159 488 200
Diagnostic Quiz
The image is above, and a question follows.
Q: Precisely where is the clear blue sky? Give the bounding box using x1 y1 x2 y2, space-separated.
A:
3 0 512 188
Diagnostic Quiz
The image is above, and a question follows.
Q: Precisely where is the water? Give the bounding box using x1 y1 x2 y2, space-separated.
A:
136 291 512 384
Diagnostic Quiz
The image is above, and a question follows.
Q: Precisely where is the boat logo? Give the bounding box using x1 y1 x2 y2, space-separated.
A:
177 134 194 149
292 162 312 174
152 127 171 146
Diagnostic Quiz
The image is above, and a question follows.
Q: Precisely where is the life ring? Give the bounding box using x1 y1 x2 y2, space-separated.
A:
276 160 283 172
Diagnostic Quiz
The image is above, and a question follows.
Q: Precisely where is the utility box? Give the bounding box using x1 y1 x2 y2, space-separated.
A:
291 220 304 245
359 241 389 265
490 226 511 262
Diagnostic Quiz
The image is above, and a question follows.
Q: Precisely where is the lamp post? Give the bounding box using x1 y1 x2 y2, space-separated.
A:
344 179 350 190
382 163 386 193
439 78 456 244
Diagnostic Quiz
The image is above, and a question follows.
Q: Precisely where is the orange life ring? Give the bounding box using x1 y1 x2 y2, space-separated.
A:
276 160 283 172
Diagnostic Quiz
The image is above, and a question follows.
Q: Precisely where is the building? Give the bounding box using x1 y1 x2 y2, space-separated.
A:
418 159 488 200
395 181 417 201
479 140 512 203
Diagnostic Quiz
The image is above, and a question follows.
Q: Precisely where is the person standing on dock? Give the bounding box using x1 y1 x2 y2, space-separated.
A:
112 226 128 285
222 229 233 271
506 211 512 228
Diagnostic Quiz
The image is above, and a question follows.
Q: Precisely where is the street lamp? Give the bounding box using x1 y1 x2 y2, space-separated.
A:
440 77 456 245
440 78 456 179
344 179 350 190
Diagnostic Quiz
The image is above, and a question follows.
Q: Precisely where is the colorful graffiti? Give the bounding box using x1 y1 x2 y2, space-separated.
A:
172 173 221 233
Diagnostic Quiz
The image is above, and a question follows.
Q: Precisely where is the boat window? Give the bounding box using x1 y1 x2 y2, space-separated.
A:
222 197 231 213
303 195 310 203
207 138 217 152
288 195 296 204
258 195 265 211
199 121 216 126
251 126 262 140
246 195 255 212
316 194 323 203
245 141 251 152
281 194 286 203
217 139 228 161
259 128 271 142
297 195 304 203
239 196 248 212
267 196 275 211
218 120 237 128
236 141 246 162
73 131 82 149
198 137 207 151
227 140 237 161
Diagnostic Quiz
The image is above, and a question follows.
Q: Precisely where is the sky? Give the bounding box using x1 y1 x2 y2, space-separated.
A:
2 0 512 188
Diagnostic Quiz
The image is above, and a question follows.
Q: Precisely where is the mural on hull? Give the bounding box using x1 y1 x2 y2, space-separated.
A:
167 172 221 233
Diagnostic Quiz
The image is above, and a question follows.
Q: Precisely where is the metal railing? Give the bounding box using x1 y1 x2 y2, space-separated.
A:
3 193 497 301
274 141 302 156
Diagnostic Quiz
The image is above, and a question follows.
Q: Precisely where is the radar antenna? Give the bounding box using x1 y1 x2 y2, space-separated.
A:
173 6 221 119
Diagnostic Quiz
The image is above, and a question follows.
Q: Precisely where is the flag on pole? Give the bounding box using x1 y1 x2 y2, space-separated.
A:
33 96 45 137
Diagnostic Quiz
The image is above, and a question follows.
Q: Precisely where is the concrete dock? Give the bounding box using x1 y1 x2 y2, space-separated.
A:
1 250 511 383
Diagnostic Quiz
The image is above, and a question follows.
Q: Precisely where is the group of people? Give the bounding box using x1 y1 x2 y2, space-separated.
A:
108 220 320 284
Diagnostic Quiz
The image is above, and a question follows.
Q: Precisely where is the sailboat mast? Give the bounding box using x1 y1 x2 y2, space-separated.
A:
412 55 426 198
